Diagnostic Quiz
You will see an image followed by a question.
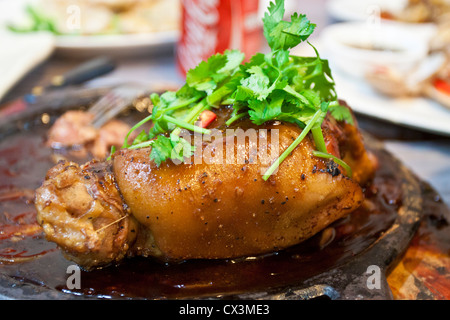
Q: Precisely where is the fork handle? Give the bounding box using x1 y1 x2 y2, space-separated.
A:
46 57 116 90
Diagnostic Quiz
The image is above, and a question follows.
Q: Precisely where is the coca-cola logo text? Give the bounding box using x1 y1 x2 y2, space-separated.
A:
178 0 220 72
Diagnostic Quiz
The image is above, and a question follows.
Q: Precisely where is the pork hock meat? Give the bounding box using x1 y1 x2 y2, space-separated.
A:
35 113 377 269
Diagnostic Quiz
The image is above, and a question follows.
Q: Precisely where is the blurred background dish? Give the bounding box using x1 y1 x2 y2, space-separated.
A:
326 0 450 25
0 0 181 57
4 0 181 35
293 39 450 137
309 0 450 136
326 0 409 23
330 64 450 136
320 21 432 79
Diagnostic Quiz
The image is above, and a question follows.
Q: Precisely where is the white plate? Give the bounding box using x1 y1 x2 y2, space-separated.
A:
0 0 179 57
53 31 179 57
331 68 450 137
319 22 432 79
291 39 450 137
326 0 408 23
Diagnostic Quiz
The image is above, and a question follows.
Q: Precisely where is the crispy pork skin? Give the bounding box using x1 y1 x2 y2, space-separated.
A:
322 114 378 185
113 120 366 261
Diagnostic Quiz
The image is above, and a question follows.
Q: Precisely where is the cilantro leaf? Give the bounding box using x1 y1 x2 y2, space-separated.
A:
169 133 196 163
132 130 149 146
186 53 228 93
149 134 195 166
238 66 273 101
263 0 315 51
219 50 245 75
149 135 173 166
247 90 313 126
329 104 354 125
262 0 286 50
186 50 244 94
291 44 337 102
274 49 290 68
248 95 283 125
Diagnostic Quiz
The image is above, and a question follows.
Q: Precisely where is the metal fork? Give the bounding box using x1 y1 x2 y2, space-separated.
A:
88 84 148 128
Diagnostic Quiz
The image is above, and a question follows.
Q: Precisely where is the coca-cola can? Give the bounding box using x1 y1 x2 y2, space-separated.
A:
176 0 262 76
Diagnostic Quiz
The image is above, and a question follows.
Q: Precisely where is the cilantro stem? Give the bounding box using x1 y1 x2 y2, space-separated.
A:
312 151 352 178
311 124 327 153
162 115 211 135
226 112 247 126
165 95 202 112
171 99 209 136
283 85 315 108
127 140 155 150
262 108 325 181
183 99 208 124
207 85 232 106
122 114 153 148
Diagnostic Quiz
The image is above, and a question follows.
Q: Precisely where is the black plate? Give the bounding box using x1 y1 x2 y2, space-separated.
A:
0 97 423 300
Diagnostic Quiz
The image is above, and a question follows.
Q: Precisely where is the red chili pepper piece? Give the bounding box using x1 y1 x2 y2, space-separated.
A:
199 110 217 128
434 78 450 95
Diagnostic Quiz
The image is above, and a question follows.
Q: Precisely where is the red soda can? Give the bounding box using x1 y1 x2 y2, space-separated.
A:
176 0 262 76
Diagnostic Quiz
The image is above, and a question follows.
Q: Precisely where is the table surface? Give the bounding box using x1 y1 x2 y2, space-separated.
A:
0 0 449 300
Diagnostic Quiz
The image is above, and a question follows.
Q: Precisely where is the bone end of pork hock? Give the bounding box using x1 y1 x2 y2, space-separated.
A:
34 160 142 269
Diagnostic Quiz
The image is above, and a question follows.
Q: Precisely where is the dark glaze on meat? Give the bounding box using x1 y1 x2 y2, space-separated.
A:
113 119 366 261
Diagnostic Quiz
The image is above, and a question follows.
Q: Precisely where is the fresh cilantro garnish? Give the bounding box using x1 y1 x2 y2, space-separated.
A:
150 134 195 166
329 104 354 125
263 1 316 52
186 50 245 94
112 0 354 180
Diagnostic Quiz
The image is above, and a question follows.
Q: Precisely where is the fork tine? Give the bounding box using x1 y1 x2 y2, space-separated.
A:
91 99 130 128
88 92 117 115
88 85 146 129
90 94 123 122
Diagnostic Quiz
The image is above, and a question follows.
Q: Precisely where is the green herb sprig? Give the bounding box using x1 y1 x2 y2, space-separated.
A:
8 5 60 34
116 0 354 180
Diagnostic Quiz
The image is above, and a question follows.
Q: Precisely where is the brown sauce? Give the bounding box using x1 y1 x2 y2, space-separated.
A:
0 114 409 299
